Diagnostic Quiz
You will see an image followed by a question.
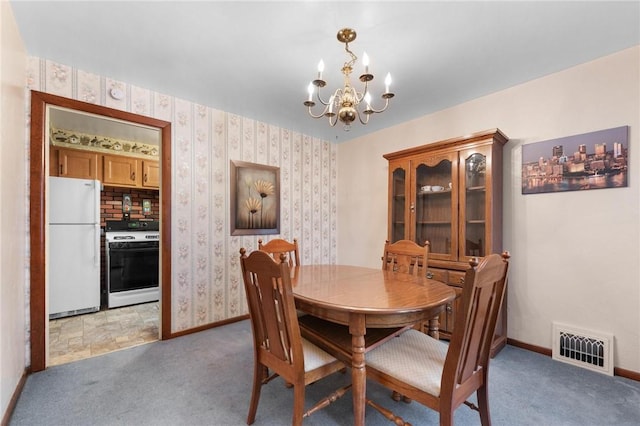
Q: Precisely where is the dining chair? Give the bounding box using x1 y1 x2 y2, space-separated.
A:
364 252 510 426
382 239 430 335
382 239 430 276
239 248 350 426
258 238 300 267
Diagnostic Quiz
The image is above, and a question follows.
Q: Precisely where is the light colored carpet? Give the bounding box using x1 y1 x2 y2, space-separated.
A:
10 319 640 425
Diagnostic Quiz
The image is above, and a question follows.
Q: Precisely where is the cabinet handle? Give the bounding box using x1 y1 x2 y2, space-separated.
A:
410 202 415 212
459 277 465 284
446 305 453 313
131 172 136 181
144 174 148 183
426 271 433 279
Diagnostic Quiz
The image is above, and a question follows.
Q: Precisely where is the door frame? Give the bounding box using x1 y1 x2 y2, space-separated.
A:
29 91 173 372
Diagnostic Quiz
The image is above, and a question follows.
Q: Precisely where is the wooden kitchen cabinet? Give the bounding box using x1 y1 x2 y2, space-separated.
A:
48 147 159 190
102 154 140 187
384 128 508 357
142 160 160 189
51 147 101 180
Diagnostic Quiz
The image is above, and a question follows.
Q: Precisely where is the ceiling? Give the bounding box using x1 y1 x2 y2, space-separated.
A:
10 1 640 143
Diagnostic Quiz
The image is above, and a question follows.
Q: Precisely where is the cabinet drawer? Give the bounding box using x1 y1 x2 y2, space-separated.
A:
426 268 448 282
447 270 466 287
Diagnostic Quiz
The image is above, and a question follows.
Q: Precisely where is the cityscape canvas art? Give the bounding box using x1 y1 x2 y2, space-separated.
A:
521 126 629 194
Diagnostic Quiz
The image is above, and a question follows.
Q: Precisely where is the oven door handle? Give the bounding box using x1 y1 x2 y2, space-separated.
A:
108 246 159 253
95 224 101 267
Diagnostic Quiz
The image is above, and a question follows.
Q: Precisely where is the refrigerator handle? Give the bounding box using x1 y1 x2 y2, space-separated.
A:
94 224 101 267
93 180 101 223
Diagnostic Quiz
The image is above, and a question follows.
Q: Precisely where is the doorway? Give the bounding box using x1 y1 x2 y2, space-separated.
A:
29 91 172 371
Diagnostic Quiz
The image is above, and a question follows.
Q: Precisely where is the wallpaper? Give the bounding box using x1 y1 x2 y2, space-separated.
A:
26 58 337 333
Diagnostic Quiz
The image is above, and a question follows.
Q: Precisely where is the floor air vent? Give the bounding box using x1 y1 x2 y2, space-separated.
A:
552 322 613 376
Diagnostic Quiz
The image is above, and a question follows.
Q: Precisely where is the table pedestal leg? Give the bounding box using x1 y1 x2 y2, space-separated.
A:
427 316 440 339
350 314 366 426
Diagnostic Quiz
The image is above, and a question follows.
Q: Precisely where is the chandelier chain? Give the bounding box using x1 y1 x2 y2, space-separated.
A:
342 41 357 74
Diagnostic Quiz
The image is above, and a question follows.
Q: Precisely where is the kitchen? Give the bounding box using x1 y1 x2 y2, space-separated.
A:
47 105 162 365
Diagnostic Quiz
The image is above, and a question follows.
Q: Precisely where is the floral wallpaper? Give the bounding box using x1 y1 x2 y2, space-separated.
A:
26 58 337 333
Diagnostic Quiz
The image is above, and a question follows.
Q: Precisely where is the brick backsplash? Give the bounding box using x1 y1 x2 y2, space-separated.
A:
101 186 159 226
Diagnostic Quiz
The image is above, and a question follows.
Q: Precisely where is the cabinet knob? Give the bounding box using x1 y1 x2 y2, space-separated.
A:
426 271 433 279
459 277 465 284
446 304 453 313
144 174 148 183
131 172 136 181
410 202 415 212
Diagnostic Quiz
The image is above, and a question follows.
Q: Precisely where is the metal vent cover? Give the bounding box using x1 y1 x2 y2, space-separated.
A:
552 322 613 376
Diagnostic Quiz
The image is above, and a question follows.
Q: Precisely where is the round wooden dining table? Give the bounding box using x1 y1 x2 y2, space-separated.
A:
290 264 456 426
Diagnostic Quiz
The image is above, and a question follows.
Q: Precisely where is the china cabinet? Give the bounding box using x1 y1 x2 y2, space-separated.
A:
383 129 508 357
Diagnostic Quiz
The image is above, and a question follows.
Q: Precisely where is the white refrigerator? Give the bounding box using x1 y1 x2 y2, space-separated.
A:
49 176 101 319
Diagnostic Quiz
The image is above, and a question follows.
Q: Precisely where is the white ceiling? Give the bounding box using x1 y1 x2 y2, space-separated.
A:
10 1 640 143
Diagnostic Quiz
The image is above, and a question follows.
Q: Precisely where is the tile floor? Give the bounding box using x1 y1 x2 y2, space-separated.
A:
48 302 159 366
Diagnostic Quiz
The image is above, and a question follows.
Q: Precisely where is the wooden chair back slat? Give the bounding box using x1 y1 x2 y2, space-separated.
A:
259 238 301 267
382 240 430 276
441 253 510 400
241 251 301 366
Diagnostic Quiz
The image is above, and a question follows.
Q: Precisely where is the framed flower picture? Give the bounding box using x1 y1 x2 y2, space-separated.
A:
230 160 280 236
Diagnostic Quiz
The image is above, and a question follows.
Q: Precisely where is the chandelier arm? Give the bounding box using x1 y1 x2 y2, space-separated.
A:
315 90 331 106
353 81 368 105
364 97 391 114
356 110 370 125
328 113 338 127
307 105 330 119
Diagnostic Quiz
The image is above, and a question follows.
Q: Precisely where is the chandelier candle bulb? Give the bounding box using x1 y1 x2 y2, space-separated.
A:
317 59 324 79
363 52 369 73
385 73 392 93
307 83 314 102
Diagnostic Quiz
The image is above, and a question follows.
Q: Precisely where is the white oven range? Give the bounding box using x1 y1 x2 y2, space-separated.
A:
105 220 159 308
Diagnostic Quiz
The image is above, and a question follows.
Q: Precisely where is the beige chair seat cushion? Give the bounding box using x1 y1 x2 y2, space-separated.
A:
302 338 337 372
366 329 448 397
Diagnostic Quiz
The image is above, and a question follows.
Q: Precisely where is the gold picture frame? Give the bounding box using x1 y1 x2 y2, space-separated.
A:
230 160 280 236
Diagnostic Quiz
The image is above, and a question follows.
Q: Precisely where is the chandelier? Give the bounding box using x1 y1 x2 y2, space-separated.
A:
303 28 394 130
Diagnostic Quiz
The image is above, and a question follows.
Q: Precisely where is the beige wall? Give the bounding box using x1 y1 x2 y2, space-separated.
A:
0 1 27 419
338 46 640 372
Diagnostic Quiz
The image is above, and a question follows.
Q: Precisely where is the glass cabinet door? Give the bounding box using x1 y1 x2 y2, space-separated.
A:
413 154 456 260
389 164 407 243
461 149 488 258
